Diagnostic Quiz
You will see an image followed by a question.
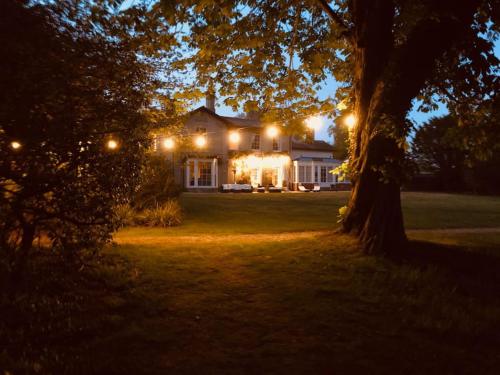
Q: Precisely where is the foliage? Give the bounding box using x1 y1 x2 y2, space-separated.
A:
133 153 181 210
0 0 174 278
412 114 500 193
113 204 137 228
137 201 183 228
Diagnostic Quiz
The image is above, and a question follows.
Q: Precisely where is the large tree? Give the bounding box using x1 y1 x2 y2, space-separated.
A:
158 0 498 254
0 0 177 283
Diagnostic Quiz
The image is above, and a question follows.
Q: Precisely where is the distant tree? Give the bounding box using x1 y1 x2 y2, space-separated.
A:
0 0 173 284
159 0 498 254
412 113 500 193
411 116 467 190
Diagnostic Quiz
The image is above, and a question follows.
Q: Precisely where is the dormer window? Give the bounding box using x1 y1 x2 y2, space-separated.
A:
251 134 260 150
272 137 279 151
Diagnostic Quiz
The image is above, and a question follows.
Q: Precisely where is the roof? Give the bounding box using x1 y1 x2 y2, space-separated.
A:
292 139 335 152
191 106 261 129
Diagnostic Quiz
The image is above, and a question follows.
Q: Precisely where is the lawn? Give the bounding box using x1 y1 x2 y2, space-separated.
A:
2 192 500 374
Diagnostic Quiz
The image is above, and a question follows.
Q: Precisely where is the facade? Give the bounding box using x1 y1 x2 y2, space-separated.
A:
162 104 342 192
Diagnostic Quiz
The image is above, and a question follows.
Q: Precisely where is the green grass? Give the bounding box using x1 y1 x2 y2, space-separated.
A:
2 192 500 374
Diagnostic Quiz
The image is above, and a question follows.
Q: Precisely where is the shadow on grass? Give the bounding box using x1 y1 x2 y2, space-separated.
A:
404 240 500 289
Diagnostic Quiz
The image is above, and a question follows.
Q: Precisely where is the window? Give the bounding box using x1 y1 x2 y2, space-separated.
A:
314 166 319 182
186 159 217 188
327 166 334 182
250 168 259 186
298 165 312 182
188 160 195 186
320 166 327 183
196 127 207 134
251 134 260 150
272 137 279 151
197 161 212 186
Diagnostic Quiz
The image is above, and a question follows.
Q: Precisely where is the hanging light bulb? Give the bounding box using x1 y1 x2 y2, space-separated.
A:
266 125 279 138
163 137 175 150
10 141 21 150
345 114 357 130
194 135 207 148
106 139 118 150
229 131 240 143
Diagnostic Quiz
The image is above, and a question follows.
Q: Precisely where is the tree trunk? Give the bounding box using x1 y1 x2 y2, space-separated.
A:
342 0 480 255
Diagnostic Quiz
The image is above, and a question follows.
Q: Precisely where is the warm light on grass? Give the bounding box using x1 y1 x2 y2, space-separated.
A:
163 137 175 150
10 141 21 150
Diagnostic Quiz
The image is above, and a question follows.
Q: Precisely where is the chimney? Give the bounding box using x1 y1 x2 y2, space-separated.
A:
305 128 314 142
205 93 215 112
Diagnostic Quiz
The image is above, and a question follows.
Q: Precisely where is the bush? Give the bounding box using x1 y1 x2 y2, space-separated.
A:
113 204 136 228
133 154 182 210
138 201 183 227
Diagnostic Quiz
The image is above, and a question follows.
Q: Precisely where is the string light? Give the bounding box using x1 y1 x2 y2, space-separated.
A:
163 137 175 150
107 139 118 150
266 125 279 138
194 135 206 148
229 131 240 143
10 141 21 150
345 114 357 130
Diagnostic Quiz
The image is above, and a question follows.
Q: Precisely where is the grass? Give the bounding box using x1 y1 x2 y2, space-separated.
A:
2 192 500 374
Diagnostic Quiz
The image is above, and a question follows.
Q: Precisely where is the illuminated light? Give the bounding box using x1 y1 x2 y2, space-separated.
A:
107 139 118 150
305 116 322 130
229 131 240 143
345 114 357 129
194 135 206 148
266 125 279 138
10 141 21 150
163 137 175 150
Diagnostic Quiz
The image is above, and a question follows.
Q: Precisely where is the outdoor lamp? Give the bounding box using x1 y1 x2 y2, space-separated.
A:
10 141 21 150
229 131 240 143
345 114 357 130
266 125 279 138
163 137 175 150
106 139 118 150
195 135 207 148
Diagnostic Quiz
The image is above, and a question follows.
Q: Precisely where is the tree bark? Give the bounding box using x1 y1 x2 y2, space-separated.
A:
342 0 481 255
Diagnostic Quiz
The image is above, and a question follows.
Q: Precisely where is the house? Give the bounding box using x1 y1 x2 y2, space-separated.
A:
159 97 342 192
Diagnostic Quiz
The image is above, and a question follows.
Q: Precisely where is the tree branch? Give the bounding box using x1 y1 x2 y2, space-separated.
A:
316 0 351 36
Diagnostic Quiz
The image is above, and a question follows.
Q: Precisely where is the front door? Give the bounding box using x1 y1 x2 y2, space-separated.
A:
262 168 276 186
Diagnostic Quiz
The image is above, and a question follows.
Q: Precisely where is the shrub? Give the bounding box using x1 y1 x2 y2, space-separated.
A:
138 200 183 227
133 154 182 210
113 204 137 228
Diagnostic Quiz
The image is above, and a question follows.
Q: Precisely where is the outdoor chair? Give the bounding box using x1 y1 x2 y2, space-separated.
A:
268 184 282 193
312 184 321 192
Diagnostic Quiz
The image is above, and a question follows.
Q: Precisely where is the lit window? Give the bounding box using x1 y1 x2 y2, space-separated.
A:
251 134 260 150
197 161 212 186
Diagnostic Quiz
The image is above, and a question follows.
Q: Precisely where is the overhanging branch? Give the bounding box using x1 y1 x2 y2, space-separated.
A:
316 0 351 36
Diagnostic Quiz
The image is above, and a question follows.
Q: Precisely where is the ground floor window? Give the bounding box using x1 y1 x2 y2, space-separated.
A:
295 162 339 184
186 158 217 188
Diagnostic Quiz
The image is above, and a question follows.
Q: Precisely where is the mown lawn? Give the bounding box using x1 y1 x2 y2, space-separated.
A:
2 192 500 374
